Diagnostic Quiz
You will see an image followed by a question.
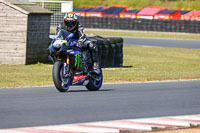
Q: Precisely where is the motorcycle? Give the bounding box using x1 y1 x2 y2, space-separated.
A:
48 30 103 92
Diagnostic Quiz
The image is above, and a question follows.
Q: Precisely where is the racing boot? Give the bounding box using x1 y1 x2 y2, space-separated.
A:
93 62 99 70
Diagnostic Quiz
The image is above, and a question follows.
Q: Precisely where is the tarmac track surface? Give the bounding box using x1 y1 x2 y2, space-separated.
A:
123 37 200 49
0 80 200 129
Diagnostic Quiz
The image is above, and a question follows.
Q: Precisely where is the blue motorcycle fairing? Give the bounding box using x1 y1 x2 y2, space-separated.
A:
48 30 75 53
66 50 81 55
71 39 78 43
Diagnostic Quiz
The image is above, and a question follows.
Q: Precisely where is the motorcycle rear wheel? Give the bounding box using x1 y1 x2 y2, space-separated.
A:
52 61 72 92
86 68 103 91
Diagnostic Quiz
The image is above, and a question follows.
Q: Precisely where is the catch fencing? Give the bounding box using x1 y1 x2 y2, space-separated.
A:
29 0 71 26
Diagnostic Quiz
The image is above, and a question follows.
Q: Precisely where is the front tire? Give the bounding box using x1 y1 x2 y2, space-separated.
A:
52 61 71 92
86 68 103 91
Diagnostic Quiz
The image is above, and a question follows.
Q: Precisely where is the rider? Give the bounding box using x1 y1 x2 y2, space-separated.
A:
56 12 99 70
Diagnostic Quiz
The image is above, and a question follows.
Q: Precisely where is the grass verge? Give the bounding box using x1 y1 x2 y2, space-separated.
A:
120 127 200 133
0 45 200 88
0 63 53 88
149 127 200 133
73 0 200 10
85 29 200 40
103 45 200 83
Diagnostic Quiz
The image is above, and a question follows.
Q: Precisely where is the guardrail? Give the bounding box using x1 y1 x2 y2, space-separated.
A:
79 16 200 33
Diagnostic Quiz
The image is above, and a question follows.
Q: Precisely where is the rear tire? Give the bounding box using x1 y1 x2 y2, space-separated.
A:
52 61 71 92
86 68 103 91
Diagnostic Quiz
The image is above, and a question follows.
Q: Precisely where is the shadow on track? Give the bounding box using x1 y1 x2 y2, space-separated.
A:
68 89 115 93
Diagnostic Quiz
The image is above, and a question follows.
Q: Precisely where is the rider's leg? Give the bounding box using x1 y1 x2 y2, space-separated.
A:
88 42 99 69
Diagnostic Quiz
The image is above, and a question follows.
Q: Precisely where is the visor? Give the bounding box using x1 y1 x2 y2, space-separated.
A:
65 21 77 31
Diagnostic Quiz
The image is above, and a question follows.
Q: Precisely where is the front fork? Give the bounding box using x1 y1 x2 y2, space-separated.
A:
63 55 70 77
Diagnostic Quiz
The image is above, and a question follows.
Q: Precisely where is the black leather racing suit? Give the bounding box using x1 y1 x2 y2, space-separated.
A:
56 21 98 63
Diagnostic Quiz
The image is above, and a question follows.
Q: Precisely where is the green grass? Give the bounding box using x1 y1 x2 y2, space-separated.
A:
85 29 200 40
0 45 200 88
0 63 53 88
103 45 200 83
73 0 200 10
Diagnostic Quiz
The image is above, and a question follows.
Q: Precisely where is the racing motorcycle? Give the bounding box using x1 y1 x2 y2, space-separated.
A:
48 30 103 92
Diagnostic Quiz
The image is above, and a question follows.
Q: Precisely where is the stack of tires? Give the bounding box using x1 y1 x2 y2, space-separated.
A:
88 36 123 68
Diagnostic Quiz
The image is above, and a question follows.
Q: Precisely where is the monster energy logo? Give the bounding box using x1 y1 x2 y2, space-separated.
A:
75 53 82 70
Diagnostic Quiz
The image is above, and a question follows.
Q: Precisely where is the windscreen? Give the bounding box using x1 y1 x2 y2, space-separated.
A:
56 29 73 41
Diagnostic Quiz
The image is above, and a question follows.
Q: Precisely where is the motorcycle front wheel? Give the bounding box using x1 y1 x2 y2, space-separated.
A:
52 61 72 92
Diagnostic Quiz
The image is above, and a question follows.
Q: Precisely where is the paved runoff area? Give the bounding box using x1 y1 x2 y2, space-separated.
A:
1 114 200 133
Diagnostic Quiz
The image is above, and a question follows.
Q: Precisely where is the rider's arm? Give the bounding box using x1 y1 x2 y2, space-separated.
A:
56 24 61 35
56 22 65 35
77 22 87 44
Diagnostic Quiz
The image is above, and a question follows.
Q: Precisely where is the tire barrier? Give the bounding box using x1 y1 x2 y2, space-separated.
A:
88 36 123 68
49 36 124 68
78 16 200 33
